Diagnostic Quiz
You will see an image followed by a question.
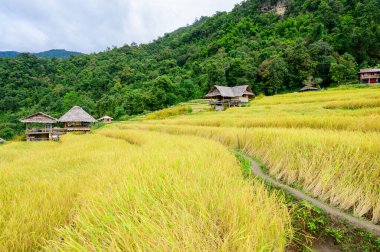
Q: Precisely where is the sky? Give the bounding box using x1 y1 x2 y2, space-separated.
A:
0 0 242 53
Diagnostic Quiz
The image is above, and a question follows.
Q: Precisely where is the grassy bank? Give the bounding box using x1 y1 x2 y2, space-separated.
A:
235 152 380 251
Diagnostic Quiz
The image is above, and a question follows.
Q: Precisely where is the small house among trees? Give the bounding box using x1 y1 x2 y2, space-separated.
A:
59 106 97 132
20 112 58 141
204 85 255 110
358 69 380 84
98 116 113 123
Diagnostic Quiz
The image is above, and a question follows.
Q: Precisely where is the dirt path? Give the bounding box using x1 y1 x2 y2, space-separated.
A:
249 158 380 237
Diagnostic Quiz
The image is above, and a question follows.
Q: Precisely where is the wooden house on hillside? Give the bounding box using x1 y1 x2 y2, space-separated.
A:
358 69 380 84
59 106 97 132
98 116 113 123
204 85 255 110
20 112 59 141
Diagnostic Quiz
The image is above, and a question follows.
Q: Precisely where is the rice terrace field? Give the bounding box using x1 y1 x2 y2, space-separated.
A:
135 86 380 223
1 85 380 251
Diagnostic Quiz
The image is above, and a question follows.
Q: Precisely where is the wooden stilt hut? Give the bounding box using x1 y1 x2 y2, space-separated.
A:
20 112 58 141
59 106 97 132
204 85 255 110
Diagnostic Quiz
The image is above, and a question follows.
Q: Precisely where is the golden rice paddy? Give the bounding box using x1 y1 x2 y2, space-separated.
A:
0 129 290 251
1 85 379 251
128 85 380 224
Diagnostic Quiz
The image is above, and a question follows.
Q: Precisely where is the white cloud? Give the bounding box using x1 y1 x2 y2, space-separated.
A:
0 0 242 53
0 13 48 48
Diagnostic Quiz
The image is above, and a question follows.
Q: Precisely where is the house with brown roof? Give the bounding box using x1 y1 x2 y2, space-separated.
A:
59 106 97 132
20 112 58 141
358 69 380 84
204 85 255 110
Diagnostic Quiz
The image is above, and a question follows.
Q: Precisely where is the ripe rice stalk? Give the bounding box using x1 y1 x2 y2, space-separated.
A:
128 123 380 223
0 129 291 251
324 99 380 110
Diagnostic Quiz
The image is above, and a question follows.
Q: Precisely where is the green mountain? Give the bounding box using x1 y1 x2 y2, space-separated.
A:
0 49 82 59
0 51 20 58
0 0 379 139
33 49 83 59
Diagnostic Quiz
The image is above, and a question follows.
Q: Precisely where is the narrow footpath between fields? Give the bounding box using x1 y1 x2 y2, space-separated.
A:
249 158 380 237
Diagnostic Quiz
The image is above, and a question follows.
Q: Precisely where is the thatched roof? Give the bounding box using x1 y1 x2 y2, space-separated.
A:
20 112 58 124
0 138 5 143
299 86 320 92
205 85 255 98
98 115 113 120
59 106 97 123
358 68 380 74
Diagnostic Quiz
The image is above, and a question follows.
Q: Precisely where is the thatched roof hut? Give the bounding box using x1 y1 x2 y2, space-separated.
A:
98 115 113 123
98 116 113 120
20 112 57 124
204 85 255 110
299 86 320 92
59 106 96 123
204 85 255 99
20 112 58 141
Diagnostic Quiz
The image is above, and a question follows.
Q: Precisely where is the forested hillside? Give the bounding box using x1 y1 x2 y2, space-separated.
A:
1 0 379 139
0 49 82 59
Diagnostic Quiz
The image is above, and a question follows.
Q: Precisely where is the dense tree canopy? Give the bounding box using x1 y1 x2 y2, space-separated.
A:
0 0 379 139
